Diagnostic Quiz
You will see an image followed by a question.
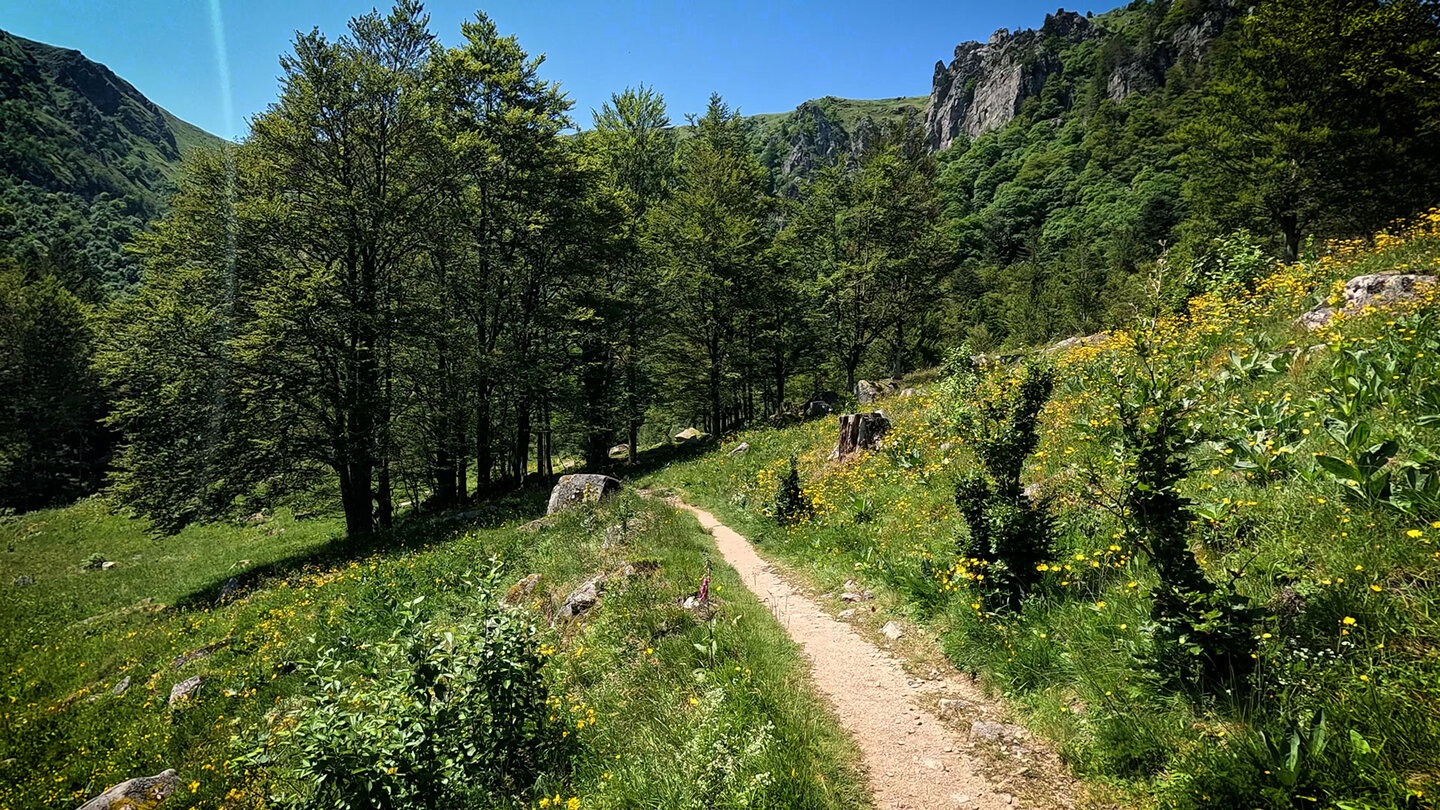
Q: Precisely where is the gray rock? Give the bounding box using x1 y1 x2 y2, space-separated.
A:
172 639 228 670
837 609 856 620
1048 332 1110 354
77 769 179 810
971 720 1030 743
112 676 131 696
100 561 118 570
938 698 970 717
804 399 833 418
504 573 542 605
672 427 707 445
215 577 240 605
167 676 203 707
727 442 750 456
608 443 629 460
855 379 900 404
557 577 603 620
900 388 919 398
1299 273 1438 329
602 524 626 549
13 575 33 587
546 474 622 515
881 621 905 640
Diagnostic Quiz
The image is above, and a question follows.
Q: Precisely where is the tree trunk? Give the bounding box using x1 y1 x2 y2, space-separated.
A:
515 402 530 489
475 393 491 495
628 419 639 465
376 460 393 530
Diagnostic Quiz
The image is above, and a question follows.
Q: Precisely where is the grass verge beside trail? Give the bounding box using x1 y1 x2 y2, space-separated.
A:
0 492 868 809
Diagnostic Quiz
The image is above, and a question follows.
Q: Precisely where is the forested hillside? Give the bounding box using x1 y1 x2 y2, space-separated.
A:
0 30 223 294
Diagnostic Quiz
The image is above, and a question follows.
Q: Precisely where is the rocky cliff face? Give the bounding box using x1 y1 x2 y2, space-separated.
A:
923 2 1240 152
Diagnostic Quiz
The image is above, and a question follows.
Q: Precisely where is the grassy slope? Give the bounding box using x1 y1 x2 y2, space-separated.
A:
0 492 867 808
643 212 1440 808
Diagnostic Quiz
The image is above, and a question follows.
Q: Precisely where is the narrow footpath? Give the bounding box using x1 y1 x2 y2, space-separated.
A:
671 499 1081 810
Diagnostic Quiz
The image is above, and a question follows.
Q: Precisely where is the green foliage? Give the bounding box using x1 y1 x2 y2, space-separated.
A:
243 575 563 809
1096 329 1264 692
772 456 811 525
0 262 108 510
940 351 1057 603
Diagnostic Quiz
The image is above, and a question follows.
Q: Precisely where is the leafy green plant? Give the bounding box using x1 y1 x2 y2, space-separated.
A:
1313 418 1398 505
241 571 564 809
772 456 812 525
946 356 1058 605
1091 329 1264 693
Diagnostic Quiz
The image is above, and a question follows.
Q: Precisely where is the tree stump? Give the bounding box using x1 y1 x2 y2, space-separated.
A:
829 412 890 460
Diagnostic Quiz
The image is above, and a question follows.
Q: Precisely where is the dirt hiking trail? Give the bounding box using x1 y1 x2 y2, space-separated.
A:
671 498 1083 810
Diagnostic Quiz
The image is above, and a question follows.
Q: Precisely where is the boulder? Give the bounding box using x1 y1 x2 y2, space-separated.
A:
804 399 833 418
672 427 708 445
829 412 891 461
546 474 622 515
167 676 202 707
608 443 629 460
855 379 900 404
556 577 604 620
215 577 240 606
77 769 179 810
727 442 750 456
1048 332 1109 354
504 573 542 605
970 720 1030 744
112 676 131 697
881 621 905 640
1299 273 1437 329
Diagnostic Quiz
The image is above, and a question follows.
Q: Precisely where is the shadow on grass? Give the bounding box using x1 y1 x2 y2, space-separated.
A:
601 438 718 480
171 487 552 611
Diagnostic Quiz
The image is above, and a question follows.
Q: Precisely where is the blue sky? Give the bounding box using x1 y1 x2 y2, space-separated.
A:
3 1 1118 140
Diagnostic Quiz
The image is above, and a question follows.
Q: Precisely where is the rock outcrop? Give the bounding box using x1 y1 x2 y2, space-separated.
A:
545 474 622 515
1299 273 1437 329
924 12 1099 151
923 3 1240 151
77 769 178 810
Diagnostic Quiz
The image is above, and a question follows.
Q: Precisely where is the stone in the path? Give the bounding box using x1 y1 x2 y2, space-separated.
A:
829 412 891 460
78 769 179 810
546 474 622 515
881 621 905 640
971 720 1030 744
168 676 203 707
1299 273 1437 329
504 573 542 605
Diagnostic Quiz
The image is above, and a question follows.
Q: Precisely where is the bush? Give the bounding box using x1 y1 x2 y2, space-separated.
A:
242 570 566 809
943 354 1058 605
1095 329 1264 694
772 456 811 525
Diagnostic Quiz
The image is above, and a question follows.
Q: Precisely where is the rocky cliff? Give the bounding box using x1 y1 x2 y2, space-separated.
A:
923 2 1240 152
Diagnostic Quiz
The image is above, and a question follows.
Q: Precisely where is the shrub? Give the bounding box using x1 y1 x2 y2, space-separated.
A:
1094 328 1264 694
241 570 565 809
943 353 1058 605
772 456 811 525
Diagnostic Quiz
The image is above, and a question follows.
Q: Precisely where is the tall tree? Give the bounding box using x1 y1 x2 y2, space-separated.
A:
588 86 676 463
647 94 772 435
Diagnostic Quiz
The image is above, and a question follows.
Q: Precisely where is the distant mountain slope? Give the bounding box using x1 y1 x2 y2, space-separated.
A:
0 29 224 292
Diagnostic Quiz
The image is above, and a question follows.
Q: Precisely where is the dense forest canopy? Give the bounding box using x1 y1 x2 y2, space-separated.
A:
1 0 1438 534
